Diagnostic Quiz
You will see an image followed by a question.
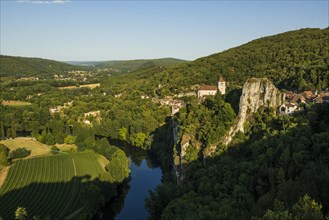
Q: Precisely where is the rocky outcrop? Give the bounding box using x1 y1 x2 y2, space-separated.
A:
223 78 285 145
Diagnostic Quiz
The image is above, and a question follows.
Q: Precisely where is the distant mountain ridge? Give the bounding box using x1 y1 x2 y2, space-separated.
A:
0 55 83 78
2 27 328 91
67 58 188 72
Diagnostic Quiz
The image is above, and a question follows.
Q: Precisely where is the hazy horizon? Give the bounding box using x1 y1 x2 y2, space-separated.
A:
1 1 328 61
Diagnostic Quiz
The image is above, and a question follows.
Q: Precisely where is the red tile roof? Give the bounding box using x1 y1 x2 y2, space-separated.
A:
199 85 218 91
218 76 225 82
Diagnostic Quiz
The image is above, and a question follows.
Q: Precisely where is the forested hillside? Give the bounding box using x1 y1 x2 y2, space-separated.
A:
93 58 187 72
146 103 329 219
145 28 329 220
0 55 83 78
158 28 329 94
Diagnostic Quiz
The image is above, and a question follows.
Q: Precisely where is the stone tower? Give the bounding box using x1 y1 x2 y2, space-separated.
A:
217 76 226 95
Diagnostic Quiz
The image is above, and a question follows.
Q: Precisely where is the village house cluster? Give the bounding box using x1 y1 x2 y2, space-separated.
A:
152 97 185 115
49 101 74 115
16 77 39 81
279 89 329 114
80 110 101 125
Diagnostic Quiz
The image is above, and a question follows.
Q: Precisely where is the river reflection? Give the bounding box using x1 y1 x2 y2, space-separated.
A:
115 159 162 220
94 140 162 220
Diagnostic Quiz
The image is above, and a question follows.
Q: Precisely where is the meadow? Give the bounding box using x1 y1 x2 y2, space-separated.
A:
58 83 100 90
0 137 51 158
1 100 32 106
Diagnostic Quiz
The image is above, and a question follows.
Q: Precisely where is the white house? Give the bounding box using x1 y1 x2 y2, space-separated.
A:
279 103 298 114
197 85 218 98
197 76 226 99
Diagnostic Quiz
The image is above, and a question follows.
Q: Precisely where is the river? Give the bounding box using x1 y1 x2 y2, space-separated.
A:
95 140 162 220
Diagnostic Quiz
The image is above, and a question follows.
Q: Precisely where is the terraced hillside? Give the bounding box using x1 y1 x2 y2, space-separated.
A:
0 150 109 219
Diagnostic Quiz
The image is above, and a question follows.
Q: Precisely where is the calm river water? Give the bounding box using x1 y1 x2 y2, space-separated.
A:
95 141 162 220
115 159 162 220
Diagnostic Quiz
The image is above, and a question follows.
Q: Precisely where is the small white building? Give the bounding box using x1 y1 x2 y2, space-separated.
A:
197 85 218 98
197 76 226 99
279 103 298 114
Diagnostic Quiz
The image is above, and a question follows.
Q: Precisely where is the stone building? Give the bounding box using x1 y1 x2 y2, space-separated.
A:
197 76 226 99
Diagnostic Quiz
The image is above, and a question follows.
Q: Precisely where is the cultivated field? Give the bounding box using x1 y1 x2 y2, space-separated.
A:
0 137 50 158
58 83 100 90
0 150 109 219
1 100 32 106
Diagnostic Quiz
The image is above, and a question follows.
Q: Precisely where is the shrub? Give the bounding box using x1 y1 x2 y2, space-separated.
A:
10 147 31 159
0 144 10 166
50 146 60 154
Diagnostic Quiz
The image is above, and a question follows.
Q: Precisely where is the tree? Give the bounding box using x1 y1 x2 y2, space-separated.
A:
15 207 27 220
0 144 10 166
130 132 147 149
10 147 31 159
118 127 128 141
64 135 76 144
291 194 324 220
105 148 130 182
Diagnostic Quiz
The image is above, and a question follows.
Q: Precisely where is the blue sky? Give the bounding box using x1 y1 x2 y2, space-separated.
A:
0 0 328 61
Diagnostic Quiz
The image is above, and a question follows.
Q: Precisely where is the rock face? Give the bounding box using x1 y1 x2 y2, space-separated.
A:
223 78 285 145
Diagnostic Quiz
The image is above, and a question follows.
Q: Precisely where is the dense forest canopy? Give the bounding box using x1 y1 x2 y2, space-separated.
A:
146 103 329 220
156 28 329 94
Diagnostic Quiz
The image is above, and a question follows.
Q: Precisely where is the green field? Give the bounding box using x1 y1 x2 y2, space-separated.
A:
0 150 109 219
1 100 32 107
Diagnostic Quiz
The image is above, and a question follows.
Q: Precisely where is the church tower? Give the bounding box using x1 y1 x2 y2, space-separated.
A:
217 76 226 95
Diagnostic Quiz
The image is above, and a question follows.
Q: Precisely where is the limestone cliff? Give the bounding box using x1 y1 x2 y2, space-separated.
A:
223 78 285 145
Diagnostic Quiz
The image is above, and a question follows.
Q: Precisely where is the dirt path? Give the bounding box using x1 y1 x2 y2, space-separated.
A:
0 166 10 188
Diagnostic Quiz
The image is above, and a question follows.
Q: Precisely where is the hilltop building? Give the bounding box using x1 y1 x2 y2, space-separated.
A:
197 76 226 99
218 76 226 95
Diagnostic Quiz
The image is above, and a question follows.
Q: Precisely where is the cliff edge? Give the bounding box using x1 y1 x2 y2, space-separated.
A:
223 78 285 145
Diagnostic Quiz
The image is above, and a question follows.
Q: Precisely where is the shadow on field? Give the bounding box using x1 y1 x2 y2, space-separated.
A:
0 175 129 220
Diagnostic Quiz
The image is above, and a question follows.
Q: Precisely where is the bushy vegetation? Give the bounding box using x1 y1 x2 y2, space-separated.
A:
175 93 236 161
9 147 31 159
0 144 10 166
146 103 329 220
50 145 60 154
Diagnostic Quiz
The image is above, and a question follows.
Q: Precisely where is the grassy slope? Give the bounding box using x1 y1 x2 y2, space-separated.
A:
0 55 83 78
0 137 51 158
1 100 32 106
0 151 107 219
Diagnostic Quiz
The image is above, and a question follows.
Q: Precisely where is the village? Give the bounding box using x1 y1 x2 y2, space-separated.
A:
163 76 329 116
44 76 329 126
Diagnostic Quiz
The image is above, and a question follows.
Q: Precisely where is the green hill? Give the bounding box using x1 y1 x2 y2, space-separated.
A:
0 55 84 78
161 28 329 93
93 58 188 72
